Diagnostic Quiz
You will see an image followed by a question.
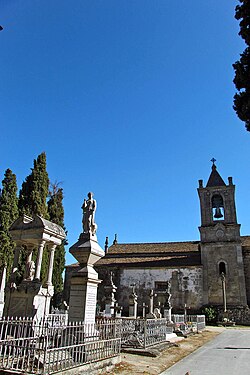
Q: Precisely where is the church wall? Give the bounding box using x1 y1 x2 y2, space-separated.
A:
201 242 247 306
115 266 203 315
243 248 250 306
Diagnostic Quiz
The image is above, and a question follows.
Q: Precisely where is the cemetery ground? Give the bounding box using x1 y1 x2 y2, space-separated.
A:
102 327 224 375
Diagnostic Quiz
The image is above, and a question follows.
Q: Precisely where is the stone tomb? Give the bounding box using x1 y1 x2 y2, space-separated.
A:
4 215 66 321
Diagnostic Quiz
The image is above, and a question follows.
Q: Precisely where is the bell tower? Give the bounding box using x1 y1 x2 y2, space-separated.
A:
198 160 247 307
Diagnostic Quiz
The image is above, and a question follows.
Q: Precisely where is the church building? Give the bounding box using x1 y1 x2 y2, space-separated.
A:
65 163 250 316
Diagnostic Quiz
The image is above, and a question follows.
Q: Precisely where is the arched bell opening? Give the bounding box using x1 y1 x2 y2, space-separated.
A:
212 194 224 221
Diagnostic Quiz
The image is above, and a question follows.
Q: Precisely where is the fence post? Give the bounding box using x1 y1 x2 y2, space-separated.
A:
143 318 147 349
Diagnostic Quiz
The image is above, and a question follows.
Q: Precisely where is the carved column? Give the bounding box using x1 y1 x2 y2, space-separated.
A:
25 245 34 280
35 240 46 280
11 241 22 275
46 244 57 286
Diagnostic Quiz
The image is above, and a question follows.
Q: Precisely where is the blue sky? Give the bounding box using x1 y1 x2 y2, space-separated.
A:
1 1 249 265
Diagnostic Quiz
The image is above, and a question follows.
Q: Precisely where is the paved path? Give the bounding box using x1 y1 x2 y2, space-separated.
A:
160 329 250 375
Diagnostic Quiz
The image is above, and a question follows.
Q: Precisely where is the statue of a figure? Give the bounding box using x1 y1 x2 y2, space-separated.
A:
82 192 97 235
164 280 172 309
26 260 35 281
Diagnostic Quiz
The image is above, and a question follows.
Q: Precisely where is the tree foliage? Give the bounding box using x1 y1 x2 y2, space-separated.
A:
19 152 49 218
48 183 67 306
1 154 66 300
233 0 250 131
18 152 50 284
201 305 218 324
0 169 18 275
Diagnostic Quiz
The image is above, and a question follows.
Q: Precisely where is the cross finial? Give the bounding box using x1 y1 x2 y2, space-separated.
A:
211 158 216 165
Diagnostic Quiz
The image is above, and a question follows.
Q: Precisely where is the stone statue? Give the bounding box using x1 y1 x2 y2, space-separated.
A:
26 260 35 281
164 280 171 309
82 192 97 235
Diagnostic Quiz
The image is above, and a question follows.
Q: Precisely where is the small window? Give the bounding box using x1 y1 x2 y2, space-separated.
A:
155 282 167 291
219 261 226 275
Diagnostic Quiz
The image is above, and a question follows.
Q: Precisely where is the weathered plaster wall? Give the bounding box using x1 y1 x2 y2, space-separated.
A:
109 266 203 315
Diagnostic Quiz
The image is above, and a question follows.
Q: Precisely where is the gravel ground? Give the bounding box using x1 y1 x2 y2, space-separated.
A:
100 328 224 375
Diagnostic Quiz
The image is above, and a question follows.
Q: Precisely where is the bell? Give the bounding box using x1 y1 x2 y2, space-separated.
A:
214 207 223 219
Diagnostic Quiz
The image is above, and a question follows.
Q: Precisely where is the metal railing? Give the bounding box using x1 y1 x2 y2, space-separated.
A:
0 317 121 374
187 314 206 331
120 318 171 349
172 314 206 332
46 313 68 327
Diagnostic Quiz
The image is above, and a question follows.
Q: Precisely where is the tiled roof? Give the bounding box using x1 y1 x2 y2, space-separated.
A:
95 240 201 267
106 240 200 255
95 253 201 267
66 236 250 268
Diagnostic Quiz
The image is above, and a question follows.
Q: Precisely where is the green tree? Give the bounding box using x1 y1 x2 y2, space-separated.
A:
18 152 49 283
18 152 49 218
48 183 67 306
233 0 250 131
0 169 19 276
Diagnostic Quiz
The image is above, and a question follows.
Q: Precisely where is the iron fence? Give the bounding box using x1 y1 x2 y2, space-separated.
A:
187 314 206 331
172 314 206 332
46 313 68 328
0 317 121 374
120 318 171 348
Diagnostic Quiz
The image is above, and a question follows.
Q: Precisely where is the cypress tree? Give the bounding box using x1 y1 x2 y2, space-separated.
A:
18 152 49 284
18 152 49 218
233 0 250 131
48 183 67 307
0 169 19 276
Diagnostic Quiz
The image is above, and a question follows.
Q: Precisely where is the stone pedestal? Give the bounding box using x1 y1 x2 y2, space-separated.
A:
146 289 156 318
4 280 53 321
129 302 138 318
129 287 138 319
68 233 104 323
164 308 172 323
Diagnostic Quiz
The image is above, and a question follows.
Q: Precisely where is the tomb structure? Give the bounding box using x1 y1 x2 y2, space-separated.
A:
4 215 66 320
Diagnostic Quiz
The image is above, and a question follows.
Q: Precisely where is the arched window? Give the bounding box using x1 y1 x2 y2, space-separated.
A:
219 261 226 275
212 194 224 220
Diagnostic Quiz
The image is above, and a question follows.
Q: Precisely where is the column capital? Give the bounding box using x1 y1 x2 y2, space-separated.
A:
48 243 57 251
26 243 35 252
39 240 46 247
14 241 23 248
